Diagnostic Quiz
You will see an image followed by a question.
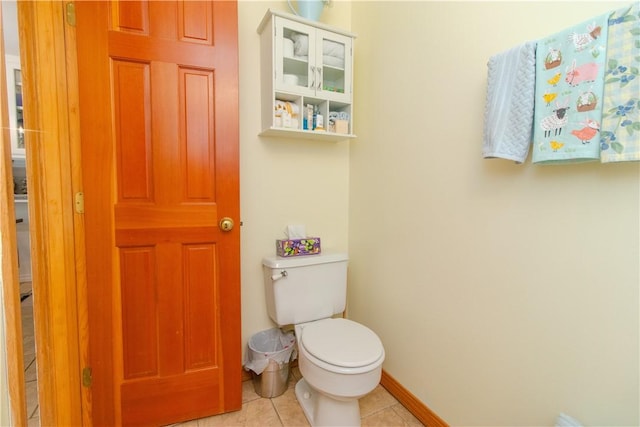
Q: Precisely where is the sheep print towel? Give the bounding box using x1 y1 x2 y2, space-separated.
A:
600 2 640 163
533 14 610 164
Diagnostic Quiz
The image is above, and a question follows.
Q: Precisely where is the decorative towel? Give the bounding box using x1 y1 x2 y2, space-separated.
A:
532 14 610 164
600 2 640 163
556 413 583 427
482 41 537 163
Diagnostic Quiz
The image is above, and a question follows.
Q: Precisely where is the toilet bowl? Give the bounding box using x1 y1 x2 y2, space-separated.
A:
262 253 385 427
294 318 385 426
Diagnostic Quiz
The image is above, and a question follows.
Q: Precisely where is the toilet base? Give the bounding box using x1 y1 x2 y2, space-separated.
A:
295 378 361 427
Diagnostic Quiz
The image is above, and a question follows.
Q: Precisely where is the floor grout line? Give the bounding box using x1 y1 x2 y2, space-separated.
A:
270 399 285 427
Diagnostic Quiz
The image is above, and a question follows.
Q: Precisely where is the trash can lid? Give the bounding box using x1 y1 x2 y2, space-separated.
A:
300 318 384 368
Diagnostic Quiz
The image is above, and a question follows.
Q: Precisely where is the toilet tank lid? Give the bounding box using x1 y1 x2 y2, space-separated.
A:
262 252 348 269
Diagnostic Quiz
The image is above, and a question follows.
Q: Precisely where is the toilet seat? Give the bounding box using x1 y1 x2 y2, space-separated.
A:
300 318 384 369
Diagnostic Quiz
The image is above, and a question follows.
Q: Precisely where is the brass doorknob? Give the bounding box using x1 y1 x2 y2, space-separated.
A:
219 217 234 231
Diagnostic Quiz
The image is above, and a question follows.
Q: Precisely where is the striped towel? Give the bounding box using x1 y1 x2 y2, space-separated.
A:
600 1 640 163
482 42 537 163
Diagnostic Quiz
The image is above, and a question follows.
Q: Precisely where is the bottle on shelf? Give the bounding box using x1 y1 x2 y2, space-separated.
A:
315 107 324 131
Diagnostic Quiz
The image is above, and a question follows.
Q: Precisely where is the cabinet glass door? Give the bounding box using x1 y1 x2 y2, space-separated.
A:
317 30 351 103
274 18 315 96
5 55 24 157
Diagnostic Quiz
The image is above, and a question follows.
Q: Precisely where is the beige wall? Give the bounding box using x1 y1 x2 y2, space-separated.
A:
237 1 352 348
349 1 639 426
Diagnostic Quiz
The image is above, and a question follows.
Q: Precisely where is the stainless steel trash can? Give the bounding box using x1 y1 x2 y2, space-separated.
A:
252 358 290 398
245 328 296 398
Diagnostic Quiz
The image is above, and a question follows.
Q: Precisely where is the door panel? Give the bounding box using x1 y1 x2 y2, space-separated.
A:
76 1 241 425
112 60 152 201
119 246 157 379
180 67 215 200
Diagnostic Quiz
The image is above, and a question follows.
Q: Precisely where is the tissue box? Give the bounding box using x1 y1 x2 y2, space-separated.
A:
332 119 349 134
276 238 321 257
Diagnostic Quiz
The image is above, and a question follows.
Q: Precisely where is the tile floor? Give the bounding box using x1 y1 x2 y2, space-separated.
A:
174 367 424 427
20 281 40 427
21 282 422 426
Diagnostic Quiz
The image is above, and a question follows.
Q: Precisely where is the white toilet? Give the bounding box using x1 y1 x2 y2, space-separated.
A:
262 253 385 427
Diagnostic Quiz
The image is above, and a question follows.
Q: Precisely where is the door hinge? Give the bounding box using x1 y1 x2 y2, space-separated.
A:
82 367 92 387
74 192 84 214
65 2 76 27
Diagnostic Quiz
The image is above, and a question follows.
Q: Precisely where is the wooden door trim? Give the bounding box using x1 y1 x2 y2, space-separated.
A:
16 2 85 425
0 2 27 424
380 370 449 427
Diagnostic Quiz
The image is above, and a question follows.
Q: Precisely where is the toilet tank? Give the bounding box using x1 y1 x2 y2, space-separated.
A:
262 253 348 326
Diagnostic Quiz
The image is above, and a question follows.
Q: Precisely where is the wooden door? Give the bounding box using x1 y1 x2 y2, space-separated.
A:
75 1 241 425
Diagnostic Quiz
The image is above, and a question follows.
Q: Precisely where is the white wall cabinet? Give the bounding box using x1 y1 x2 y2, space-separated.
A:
5 54 24 158
258 10 356 141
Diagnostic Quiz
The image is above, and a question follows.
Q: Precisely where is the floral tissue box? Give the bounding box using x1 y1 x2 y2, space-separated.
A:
276 238 321 257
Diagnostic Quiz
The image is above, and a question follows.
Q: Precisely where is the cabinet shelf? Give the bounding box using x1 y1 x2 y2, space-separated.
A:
258 10 356 142
260 126 356 141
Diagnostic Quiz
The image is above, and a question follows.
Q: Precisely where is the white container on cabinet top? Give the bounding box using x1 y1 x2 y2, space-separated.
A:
257 9 356 141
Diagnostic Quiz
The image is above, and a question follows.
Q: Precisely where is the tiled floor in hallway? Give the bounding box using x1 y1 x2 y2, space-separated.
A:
21 281 39 427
